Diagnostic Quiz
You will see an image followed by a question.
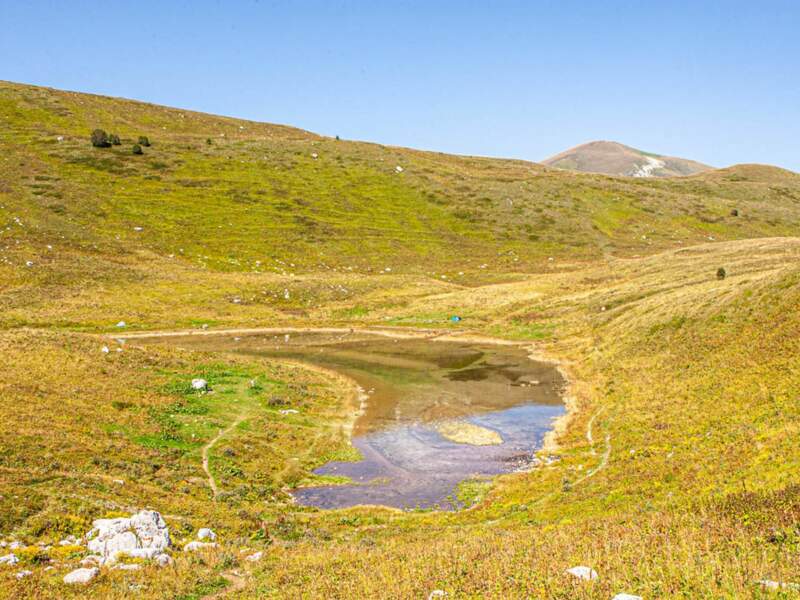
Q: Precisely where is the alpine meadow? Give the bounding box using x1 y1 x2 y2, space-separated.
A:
1 73 800 600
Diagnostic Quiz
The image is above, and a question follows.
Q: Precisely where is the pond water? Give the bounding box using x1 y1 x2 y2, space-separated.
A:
138 330 564 510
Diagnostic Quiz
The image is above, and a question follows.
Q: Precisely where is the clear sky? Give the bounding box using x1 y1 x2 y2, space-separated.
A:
2 1 798 171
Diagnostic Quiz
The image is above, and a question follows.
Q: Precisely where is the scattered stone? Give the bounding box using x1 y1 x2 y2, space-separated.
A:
59 535 78 546
16 570 32 579
197 528 216 542
245 551 263 562
184 541 217 552
279 409 299 415
613 595 643 600
428 591 446 599
311 153 318 159
116 321 126 328
114 563 141 571
0 553 19 566
86 510 171 564
101 346 110 354
395 165 404 173
565 566 598 581
133 226 143 232
80 555 103 567
757 579 800 591
154 553 173 567
63 567 99 584
191 379 208 391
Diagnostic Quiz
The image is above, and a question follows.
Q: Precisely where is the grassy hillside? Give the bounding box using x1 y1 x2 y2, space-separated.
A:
2 81 800 598
2 80 800 330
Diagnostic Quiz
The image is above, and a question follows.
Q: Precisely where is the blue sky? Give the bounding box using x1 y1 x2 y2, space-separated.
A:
2 1 798 170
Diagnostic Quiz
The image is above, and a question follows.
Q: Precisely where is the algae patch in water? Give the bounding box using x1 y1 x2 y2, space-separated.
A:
437 420 503 446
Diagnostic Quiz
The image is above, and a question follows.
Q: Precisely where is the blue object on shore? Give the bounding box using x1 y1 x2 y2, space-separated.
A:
450 315 462 322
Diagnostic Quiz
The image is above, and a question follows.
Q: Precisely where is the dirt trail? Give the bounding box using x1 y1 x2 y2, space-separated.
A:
202 569 247 600
203 413 246 499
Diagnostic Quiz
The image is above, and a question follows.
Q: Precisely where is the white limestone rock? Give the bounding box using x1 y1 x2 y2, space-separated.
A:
184 541 217 552
197 528 216 542
64 567 99 584
85 510 170 564
0 553 19 566
565 566 598 581
154 553 174 567
245 551 263 562
191 378 208 391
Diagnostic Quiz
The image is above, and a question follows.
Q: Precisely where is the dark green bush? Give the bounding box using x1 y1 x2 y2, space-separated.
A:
109 134 121 145
90 129 110 148
717 267 727 280
138 136 151 147
132 144 143 155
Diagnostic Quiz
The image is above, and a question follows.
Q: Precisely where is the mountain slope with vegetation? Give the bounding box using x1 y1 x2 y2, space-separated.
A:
2 81 800 598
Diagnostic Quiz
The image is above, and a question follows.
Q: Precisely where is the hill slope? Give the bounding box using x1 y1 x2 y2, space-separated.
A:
543 140 712 177
2 81 800 330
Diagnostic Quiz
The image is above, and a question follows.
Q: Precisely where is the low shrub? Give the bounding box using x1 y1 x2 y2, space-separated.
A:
90 129 110 148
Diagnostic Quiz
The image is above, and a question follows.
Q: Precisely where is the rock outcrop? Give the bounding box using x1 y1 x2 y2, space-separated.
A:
85 510 171 564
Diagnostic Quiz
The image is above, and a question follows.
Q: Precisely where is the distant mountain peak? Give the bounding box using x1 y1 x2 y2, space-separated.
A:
542 140 711 178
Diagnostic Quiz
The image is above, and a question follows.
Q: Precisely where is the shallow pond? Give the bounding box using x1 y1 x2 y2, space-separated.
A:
139 330 564 510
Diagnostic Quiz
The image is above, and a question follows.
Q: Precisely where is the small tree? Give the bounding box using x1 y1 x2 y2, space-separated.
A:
730 208 739 217
138 136 151 147
717 267 726 280
90 129 110 148
109 134 121 146
206 138 213 145
132 144 143 155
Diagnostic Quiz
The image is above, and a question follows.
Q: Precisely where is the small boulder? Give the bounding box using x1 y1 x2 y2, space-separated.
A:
197 528 216 542
565 566 598 581
15 570 33 579
757 580 800 591
184 541 217 552
80 555 103 567
113 563 141 571
191 379 208 391
154 553 173 567
0 553 18 566
613 595 643 600
116 321 126 328
245 551 263 562
428 591 446 599
64 567 99 584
